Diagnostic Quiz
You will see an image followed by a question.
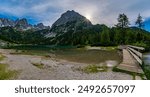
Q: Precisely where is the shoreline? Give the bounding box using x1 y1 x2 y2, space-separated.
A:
0 49 133 80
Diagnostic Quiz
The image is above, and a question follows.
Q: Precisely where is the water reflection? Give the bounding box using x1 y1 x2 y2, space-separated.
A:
54 49 121 64
143 53 150 65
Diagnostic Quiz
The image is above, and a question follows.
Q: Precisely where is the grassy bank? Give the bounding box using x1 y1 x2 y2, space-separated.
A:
142 63 150 80
0 54 18 80
0 63 18 80
112 66 145 80
78 64 108 73
0 54 5 61
31 62 45 69
3 45 77 56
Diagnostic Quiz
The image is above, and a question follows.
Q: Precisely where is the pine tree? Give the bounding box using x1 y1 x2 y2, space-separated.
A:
116 13 130 28
116 13 130 44
135 14 144 29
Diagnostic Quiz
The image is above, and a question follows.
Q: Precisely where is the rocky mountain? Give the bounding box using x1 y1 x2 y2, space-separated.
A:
15 18 32 30
52 10 92 27
34 23 50 30
49 10 92 37
0 18 15 27
0 18 48 30
0 10 150 46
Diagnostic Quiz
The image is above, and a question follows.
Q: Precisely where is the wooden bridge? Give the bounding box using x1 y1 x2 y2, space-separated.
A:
117 45 145 74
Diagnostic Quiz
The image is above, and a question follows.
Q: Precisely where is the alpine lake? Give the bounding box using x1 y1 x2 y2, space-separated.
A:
5 45 122 65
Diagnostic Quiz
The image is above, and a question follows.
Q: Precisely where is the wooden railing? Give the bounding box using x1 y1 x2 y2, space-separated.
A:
127 45 145 65
127 45 145 50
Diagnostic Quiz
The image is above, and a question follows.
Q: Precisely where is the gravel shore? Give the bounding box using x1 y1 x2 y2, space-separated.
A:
0 49 132 80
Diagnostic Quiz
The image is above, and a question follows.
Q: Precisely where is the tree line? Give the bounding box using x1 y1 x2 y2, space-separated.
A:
52 13 150 49
0 13 150 49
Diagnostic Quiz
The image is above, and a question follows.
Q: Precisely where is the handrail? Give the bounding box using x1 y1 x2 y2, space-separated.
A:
127 49 142 65
128 45 145 50
127 47 143 58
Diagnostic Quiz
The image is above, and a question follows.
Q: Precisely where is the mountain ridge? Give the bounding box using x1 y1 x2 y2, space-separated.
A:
0 18 49 30
0 10 150 48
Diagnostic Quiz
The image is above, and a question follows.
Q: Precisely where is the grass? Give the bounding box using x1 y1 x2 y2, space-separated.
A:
81 64 107 73
0 54 18 80
10 50 35 55
31 62 45 69
142 63 150 80
112 66 145 80
101 46 117 51
0 63 18 80
0 54 5 61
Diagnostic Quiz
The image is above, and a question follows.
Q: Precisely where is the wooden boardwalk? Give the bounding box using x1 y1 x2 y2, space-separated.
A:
117 48 144 74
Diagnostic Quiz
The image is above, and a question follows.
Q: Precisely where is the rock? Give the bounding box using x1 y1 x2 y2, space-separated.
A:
106 60 118 67
0 18 15 27
34 23 50 30
15 18 32 30
0 18 48 31
50 10 92 35
52 10 92 27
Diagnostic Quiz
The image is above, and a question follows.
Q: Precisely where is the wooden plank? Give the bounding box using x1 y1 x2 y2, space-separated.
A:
117 49 144 74
128 49 142 65
127 47 142 58
128 45 145 50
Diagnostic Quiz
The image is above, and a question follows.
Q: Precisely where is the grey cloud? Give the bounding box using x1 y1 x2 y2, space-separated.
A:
0 0 150 26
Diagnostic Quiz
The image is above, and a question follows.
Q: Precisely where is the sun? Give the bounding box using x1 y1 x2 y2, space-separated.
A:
85 14 92 20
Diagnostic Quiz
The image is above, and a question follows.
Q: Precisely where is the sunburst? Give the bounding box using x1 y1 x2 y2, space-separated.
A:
85 14 92 20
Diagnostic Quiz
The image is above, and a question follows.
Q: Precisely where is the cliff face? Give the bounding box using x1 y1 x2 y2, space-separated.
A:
0 18 48 30
50 10 92 35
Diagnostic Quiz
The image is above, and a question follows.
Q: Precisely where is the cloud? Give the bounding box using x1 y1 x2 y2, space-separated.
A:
0 0 150 27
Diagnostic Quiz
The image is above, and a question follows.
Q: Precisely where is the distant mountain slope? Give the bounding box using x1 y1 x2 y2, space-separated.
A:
0 18 49 30
0 18 15 27
0 27 50 44
0 10 150 47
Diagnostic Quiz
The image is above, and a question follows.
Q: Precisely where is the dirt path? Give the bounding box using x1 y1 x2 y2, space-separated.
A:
0 49 132 80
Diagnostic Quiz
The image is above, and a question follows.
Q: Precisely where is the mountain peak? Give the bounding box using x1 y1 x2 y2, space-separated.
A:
64 10 78 15
0 18 48 30
49 10 92 38
34 23 50 30
60 10 83 20
52 10 92 27
0 18 15 27
15 18 28 25
66 10 75 13
15 18 32 30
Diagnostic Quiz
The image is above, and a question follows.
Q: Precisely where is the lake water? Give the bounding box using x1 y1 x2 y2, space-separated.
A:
7 45 122 65
54 49 121 64
143 53 150 65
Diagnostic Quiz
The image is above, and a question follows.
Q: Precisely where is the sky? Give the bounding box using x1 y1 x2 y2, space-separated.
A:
0 0 150 31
